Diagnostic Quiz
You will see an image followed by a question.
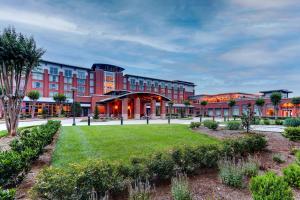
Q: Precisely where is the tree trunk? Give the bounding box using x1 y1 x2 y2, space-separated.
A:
1 97 22 136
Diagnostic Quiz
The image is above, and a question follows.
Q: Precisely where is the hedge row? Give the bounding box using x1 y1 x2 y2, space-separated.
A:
0 120 61 187
32 134 267 199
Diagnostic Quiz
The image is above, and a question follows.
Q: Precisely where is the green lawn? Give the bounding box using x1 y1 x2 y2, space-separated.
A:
0 130 7 138
52 124 219 167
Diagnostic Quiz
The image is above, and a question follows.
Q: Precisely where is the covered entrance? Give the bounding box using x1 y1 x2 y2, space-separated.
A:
98 92 170 119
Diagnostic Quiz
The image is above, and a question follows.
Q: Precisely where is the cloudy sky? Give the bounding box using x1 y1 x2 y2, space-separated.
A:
0 0 300 95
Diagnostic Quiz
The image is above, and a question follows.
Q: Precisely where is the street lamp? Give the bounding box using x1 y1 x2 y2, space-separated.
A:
71 87 77 126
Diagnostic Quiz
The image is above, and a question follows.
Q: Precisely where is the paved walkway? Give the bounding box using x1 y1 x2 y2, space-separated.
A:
0 117 285 133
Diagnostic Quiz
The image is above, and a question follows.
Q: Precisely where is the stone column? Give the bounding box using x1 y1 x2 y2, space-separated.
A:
150 99 156 119
134 97 141 119
160 100 166 119
122 98 128 120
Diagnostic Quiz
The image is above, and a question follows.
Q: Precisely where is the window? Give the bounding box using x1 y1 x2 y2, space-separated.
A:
78 79 85 85
32 81 42 88
64 92 72 98
90 87 94 94
64 77 72 84
146 80 151 91
50 67 58 75
78 71 86 79
64 85 71 91
130 79 136 90
49 83 58 90
32 73 43 80
90 80 94 86
64 69 72 77
139 80 144 90
78 86 85 95
49 91 58 97
161 82 165 88
104 72 115 93
50 75 58 82
90 73 94 79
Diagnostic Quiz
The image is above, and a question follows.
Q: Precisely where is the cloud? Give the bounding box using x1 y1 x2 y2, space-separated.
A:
230 0 296 9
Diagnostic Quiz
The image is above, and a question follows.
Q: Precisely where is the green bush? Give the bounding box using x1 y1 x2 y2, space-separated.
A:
218 159 244 188
250 172 294 200
171 174 192 200
272 153 285 163
263 119 270 125
222 134 267 157
275 119 284 125
129 180 151 200
189 122 201 129
284 118 300 127
226 121 241 130
0 187 15 200
296 151 300 165
283 164 300 188
242 157 259 177
203 120 218 130
283 127 300 141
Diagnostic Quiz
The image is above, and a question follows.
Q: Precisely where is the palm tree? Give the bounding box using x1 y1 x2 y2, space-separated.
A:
228 99 236 120
255 98 265 118
270 92 282 119
0 27 45 136
183 100 191 117
53 93 67 116
291 97 300 117
27 90 40 118
200 100 208 119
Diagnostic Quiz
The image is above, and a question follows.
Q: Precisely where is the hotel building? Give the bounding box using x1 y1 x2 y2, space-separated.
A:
20 60 195 119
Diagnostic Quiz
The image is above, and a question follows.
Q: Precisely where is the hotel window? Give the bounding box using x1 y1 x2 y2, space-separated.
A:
130 79 136 90
90 87 94 94
32 81 42 88
64 92 72 98
146 80 151 91
78 71 86 79
64 69 72 77
154 82 158 92
104 71 115 93
139 80 144 91
64 84 72 91
90 80 94 86
50 75 58 82
64 77 72 84
49 91 58 97
123 78 127 90
90 72 94 79
50 67 58 75
32 72 43 80
161 82 165 88
78 86 85 96
49 83 58 90
78 79 85 85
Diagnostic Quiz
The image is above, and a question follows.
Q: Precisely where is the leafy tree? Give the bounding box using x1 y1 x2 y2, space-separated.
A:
0 27 45 136
291 97 300 117
241 103 255 133
53 93 66 116
27 90 40 118
71 102 82 117
183 100 191 117
255 98 265 118
200 100 208 118
94 105 99 119
270 92 282 119
228 99 236 119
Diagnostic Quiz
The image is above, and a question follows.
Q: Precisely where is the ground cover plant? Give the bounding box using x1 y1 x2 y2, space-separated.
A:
171 174 192 200
226 121 241 130
51 124 219 167
203 120 218 130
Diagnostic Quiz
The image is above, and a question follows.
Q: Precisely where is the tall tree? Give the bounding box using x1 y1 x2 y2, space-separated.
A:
27 90 40 118
270 92 282 119
183 100 191 117
228 99 236 119
255 98 265 118
200 100 208 118
291 97 300 117
0 27 45 136
53 93 66 116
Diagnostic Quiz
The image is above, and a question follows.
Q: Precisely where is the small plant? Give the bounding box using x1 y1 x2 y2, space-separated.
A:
272 153 285 163
283 127 300 141
250 172 294 200
218 158 244 188
226 121 241 130
283 164 300 188
242 156 259 177
263 118 270 125
284 118 300 127
93 106 99 119
129 179 151 200
275 119 283 125
171 174 193 200
189 122 201 129
203 120 218 130
296 151 300 165
0 187 15 200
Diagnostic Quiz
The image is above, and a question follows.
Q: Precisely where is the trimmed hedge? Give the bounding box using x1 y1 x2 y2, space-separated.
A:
284 118 300 127
32 134 267 199
0 120 61 187
189 122 201 129
283 164 300 188
250 172 294 200
226 121 241 130
283 127 300 141
203 120 218 130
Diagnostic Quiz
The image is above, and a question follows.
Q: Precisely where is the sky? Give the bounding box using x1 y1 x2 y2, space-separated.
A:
0 0 300 96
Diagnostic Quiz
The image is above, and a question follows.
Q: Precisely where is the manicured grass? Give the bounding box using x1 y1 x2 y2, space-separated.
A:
0 130 7 138
52 124 220 167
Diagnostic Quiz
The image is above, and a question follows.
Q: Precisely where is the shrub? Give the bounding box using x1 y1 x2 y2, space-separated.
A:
226 121 241 130
146 152 175 180
242 157 259 177
189 122 201 129
218 158 244 188
203 120 218 130
283 164 300 188
283 127 300 141
128 180 151 200
0 187 15 200
171 174 192 200
284 118 300 127
296 151 300 165
275 119 284 125
272 153 285 163
263 119 270 125
250 172 294 200
251 117 261 125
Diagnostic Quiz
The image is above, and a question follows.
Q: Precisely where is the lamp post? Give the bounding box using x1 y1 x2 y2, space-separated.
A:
71 87 77 126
